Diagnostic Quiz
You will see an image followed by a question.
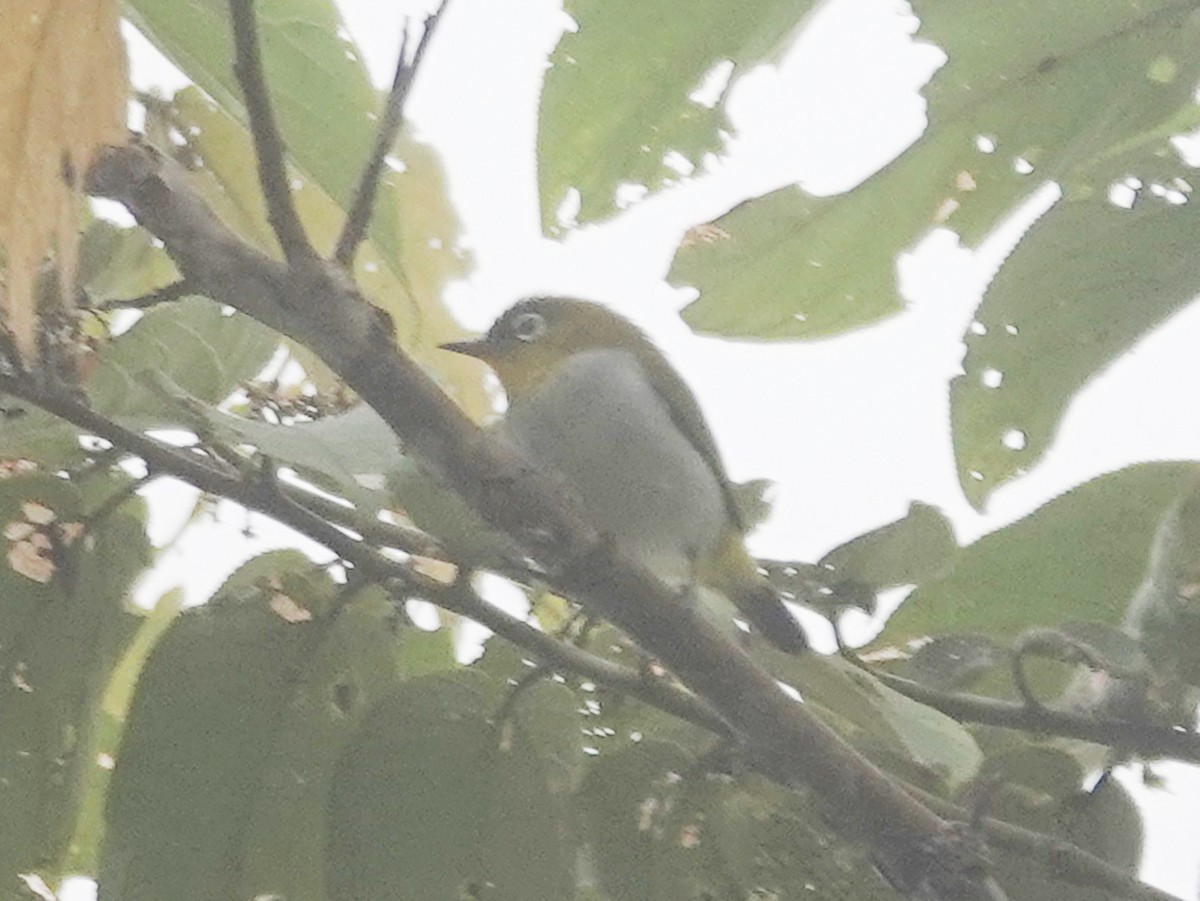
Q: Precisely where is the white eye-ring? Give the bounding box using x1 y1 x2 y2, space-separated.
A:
510 311 547 342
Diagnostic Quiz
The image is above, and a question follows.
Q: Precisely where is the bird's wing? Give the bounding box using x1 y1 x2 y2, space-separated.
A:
638 351 748 532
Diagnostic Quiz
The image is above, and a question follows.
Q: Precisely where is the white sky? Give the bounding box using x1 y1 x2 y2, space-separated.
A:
103 0 1200 897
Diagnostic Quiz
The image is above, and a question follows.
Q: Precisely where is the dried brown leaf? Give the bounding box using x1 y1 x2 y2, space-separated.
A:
9 538 54 582
269 593 314 624
0 0 128 361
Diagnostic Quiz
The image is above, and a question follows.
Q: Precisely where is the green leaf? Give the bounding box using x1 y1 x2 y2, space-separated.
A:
241 587 451 901
78 219 179 306
536 623 716 757
763 653 982 792
671 166 947 338
502 678 589 798
122 0 389 253
1062 778 1143 876
579 745 901 899
100 553 458 901
0 473 150 887
820 501 958 592
978 744 1086 806
88 297 279 427
758 559 877 619
990 777 1143 900
575 741 708 901
0 406 86 469
326 671 577 901
394 622 458 680
64 590 183 877
165 84 489 420
901 634 1005 691
539 0 816 232
127 9 489 419
670 0 1200 339
192 403 402 510
1133 478 1200 687
705 774 902 899
916 0 1200 243
863 675 984 791
953 185 1200 506
99 551 329 901
875 463 1200 651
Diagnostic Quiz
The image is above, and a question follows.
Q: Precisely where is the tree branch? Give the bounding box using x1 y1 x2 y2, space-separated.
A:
93 278 194 311
276 479 445 559
0 370 729 739
334 1 449 267
84 137 997 900
10 370 1174 900
433 578 733 736
875 671 1200 764
228 0 318 264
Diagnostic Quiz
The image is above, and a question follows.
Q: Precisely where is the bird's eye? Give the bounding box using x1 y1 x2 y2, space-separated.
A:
510 311 547 342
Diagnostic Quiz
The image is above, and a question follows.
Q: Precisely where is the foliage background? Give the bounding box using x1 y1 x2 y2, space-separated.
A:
117 0 1200 895
1 0 1198 897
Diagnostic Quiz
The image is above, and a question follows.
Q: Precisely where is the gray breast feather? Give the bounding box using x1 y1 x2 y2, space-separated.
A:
502 349 726 583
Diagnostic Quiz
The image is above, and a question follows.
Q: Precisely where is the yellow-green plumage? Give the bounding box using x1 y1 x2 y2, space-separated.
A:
442 297 807 652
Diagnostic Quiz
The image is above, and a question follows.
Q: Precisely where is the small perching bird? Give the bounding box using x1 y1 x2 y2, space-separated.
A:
441 297 808 653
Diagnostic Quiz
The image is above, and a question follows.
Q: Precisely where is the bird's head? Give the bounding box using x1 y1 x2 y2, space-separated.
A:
440 297 656 399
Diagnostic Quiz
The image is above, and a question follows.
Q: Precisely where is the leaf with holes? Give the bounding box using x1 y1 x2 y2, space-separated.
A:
242 587 456 901
539 0 816 232
670 0 1200 340
953 177 1200 505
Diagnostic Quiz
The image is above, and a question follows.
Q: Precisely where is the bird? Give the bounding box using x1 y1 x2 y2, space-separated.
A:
440 297 808 653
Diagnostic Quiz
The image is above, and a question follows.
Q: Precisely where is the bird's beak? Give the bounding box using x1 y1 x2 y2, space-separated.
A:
439 338 491 359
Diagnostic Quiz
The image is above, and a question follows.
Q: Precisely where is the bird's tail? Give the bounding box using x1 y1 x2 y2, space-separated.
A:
702 534 808 653
730 577 809 653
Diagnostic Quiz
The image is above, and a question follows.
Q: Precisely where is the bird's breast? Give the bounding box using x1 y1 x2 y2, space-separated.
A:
501 349 726 584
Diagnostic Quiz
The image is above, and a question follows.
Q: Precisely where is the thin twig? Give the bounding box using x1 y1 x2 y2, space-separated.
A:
334 1 449 266
492 663 553 727
0 370 728 738
875 671 1200 764
82 473 155 531
228 0 317 263
277 480 445 558
432 577 733 736
0 373 358 562
95 279 195 311
1011 628 1106 713
904 781 1183 901
1010 653 1046 712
